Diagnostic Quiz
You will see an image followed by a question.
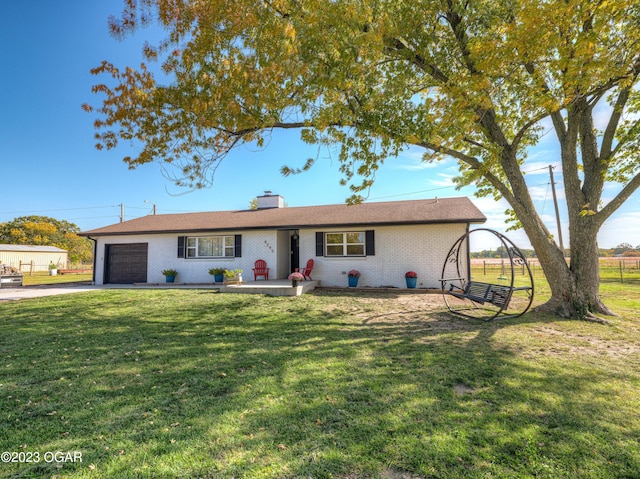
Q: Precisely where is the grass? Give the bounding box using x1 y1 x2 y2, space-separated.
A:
1 283 639 478
20 272 93 286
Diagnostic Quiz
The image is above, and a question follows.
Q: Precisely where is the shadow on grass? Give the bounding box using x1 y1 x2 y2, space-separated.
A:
1 290 638 478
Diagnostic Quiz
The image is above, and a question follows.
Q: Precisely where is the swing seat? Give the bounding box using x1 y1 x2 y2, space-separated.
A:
448 281 512 308
440 228 535 321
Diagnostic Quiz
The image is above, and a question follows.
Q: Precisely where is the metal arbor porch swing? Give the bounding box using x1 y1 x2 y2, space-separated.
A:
440 228 535 321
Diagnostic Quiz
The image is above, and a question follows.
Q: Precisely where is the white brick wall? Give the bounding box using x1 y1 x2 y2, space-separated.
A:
93 223 469 288
94 230 282 285
298 223 468 289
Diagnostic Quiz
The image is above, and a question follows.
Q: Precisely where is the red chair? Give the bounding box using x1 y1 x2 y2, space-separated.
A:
295 259 314 281
252 259 270 280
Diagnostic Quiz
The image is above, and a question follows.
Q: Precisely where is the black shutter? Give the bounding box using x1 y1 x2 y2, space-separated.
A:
177 236 186 258
234 235 242 257
315 232 324 256
365 230 375 256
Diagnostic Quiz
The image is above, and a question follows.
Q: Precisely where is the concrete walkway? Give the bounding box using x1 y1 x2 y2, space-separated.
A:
0 283 105 301
0 279 319 301
0 283 224 301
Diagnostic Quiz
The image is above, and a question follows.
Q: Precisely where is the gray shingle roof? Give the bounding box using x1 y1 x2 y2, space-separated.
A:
81 197 486 236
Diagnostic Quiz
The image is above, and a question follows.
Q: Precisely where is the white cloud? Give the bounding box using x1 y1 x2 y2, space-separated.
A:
428 172 458 188
599 211 640 249
527 184 551 202
392 146 441 171
592 101 613 131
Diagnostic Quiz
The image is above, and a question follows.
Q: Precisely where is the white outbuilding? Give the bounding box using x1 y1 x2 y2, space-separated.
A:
0 244 68 273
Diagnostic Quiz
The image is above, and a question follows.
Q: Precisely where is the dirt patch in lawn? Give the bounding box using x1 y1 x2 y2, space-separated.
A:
530 325 640 359
324 290 476 333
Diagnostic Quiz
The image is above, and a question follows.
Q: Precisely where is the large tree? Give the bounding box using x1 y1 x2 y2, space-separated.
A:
87 0 640 319
0 216 94 264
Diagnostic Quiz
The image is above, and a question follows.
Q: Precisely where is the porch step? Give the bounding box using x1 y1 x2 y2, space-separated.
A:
220 280 319 296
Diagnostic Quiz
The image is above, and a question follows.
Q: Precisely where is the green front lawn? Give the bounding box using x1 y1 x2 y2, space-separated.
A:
20 272 93 286
1 286 639 478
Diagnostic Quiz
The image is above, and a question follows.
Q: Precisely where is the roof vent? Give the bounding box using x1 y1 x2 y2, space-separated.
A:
256 192 284 209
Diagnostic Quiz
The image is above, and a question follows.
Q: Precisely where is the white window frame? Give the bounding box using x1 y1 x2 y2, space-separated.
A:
325 232 366 257
186 236 235 258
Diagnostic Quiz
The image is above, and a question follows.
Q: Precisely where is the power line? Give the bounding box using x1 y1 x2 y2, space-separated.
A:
65 215 123 221
369 185 457 201
369 177 551 202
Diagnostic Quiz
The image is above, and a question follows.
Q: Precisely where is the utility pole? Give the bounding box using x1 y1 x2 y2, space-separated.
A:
120 203 125 223
145 200 157 215
549 165 565 256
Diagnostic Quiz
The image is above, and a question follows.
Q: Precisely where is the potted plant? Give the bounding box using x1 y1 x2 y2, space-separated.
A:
348 270 360 287
405 271 418 288
161 269 178 283
48 262 58 276
209 267 226 283
288 272 304 287
224 268 243 285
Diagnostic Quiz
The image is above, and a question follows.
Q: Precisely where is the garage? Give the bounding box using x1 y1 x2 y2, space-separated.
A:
104 243 148 284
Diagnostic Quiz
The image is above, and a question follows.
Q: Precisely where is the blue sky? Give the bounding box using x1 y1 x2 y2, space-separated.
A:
1 2 638 250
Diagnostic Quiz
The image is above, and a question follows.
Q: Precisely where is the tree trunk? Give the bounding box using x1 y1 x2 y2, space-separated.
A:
522 103 614 321
519 187 613 320
567 216 615 317
500 147 612 320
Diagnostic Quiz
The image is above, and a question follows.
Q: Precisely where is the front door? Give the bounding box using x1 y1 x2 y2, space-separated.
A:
290 233 300 273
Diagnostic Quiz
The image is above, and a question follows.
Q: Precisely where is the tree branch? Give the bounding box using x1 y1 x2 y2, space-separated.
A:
596 172 640 226
512 112 551 151
218 121 309 138
414 140 476 165
600 85 631 161
415 139 518 206
384 37 449 84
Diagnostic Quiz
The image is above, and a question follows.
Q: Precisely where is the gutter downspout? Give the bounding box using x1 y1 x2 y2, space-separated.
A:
88 236 97 285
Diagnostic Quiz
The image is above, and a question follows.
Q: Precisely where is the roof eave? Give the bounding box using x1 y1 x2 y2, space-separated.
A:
80 217 487 237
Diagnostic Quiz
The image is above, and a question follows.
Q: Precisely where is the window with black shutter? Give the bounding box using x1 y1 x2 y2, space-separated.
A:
177 236 186 258
178 235 241 258
234 235 242 257
365 230 375 256
320 230 375 257
316 232 324 256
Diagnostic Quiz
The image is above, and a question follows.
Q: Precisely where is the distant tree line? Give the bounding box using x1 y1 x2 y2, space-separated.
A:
0 216 93 264
471 246 537 259
602 243 640 257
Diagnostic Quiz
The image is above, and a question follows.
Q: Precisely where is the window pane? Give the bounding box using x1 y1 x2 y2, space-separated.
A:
326 245 344 256
346 245 364 255
186 247 196 258
225 236 234 246
198 238 214 257
208 237 221 256
187 238 196 247
326 233 343 244
346 232 364 243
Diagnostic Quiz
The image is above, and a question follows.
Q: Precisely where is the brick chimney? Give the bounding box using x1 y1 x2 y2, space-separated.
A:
256 191 284 209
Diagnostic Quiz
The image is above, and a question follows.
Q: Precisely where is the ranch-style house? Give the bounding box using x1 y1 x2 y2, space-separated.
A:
81 194 486 289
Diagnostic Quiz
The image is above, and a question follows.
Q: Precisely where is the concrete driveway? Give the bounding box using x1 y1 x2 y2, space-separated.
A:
0 283 221 301
0 283 104 301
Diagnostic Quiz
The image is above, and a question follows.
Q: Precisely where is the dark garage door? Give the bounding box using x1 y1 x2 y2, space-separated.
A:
105 243 148 284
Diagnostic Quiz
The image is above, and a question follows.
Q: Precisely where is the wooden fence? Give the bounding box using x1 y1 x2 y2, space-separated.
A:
471 257 640 284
